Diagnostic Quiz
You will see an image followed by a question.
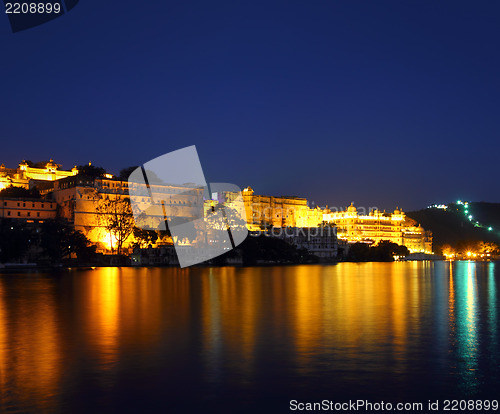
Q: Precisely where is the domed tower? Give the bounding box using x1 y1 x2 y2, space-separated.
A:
46 159 57 173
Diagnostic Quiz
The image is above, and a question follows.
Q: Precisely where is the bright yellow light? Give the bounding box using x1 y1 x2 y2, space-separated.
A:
467 251 472 257
97 233 118 251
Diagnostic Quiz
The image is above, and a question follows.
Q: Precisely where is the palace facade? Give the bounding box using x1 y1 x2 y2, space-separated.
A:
0 160 433 254
323 203 432 253
216 186 324 231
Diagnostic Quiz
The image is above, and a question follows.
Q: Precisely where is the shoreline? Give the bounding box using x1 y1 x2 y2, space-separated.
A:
1 259 498 273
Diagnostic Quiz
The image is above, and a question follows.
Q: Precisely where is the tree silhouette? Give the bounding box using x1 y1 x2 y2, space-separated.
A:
95 196 135 254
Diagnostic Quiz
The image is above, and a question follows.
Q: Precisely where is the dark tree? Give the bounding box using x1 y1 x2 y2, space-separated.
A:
119 166 139 181
0 219 34 263
235 235 315 265
347 242 372 261
0 186 40 199
40 220 96 262
133 227 159 248
95 196 135 255
77 164 106 178
347 240 409 262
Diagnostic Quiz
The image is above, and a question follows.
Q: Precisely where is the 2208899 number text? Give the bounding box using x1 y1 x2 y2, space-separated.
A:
5 2 62 14
443 400 499 411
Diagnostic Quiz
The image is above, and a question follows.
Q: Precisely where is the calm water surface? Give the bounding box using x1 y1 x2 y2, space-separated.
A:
0 262 499 413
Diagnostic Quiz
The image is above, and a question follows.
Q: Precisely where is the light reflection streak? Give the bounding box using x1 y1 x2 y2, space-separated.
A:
450 261 479 394
487 263 498 358
85 267 121 369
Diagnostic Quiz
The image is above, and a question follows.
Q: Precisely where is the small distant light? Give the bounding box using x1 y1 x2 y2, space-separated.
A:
457 200 462 204
488 227 493 231
468 215 473 219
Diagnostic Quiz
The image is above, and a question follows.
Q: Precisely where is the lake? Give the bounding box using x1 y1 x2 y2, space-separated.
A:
0 261 498 413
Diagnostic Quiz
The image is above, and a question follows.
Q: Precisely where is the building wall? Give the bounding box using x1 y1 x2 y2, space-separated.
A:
237 187 323 230
47 175 204 251
0 198 57 221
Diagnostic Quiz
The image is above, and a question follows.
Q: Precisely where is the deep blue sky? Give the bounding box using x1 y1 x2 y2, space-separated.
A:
1 1 499 211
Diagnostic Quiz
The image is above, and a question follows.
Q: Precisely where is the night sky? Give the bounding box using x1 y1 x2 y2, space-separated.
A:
1 1 499 211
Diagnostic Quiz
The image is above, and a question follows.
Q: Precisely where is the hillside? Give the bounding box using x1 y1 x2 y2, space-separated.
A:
407 202 500 247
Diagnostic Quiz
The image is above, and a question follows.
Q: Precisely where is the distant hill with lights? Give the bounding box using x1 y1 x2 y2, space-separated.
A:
407 202 500 247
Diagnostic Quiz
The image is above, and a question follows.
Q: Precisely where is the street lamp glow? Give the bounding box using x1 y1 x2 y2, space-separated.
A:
488 227 493 231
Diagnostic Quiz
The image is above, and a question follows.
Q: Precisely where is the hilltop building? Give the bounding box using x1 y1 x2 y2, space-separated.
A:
0 160 78 191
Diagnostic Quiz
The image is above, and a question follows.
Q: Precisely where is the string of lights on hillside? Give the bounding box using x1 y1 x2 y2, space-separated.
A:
427 200 494 233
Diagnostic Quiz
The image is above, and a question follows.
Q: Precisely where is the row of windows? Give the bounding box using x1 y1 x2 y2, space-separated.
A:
3 201 53 209
136 198 194 205
5 211 43 217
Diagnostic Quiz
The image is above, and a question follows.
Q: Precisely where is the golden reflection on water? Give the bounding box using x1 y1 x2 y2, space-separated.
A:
0 277 63 413
85 267 120 367
0 262 497 411
200 267 261 381
289 263 424 376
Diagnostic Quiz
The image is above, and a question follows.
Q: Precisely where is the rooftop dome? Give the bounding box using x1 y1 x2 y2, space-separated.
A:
347 202 357 213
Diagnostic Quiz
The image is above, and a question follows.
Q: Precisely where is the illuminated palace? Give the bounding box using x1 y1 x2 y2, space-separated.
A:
0 160 432 253
219 189 432 254
215 186 324 231
0 160 78 191
323 203 432 253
